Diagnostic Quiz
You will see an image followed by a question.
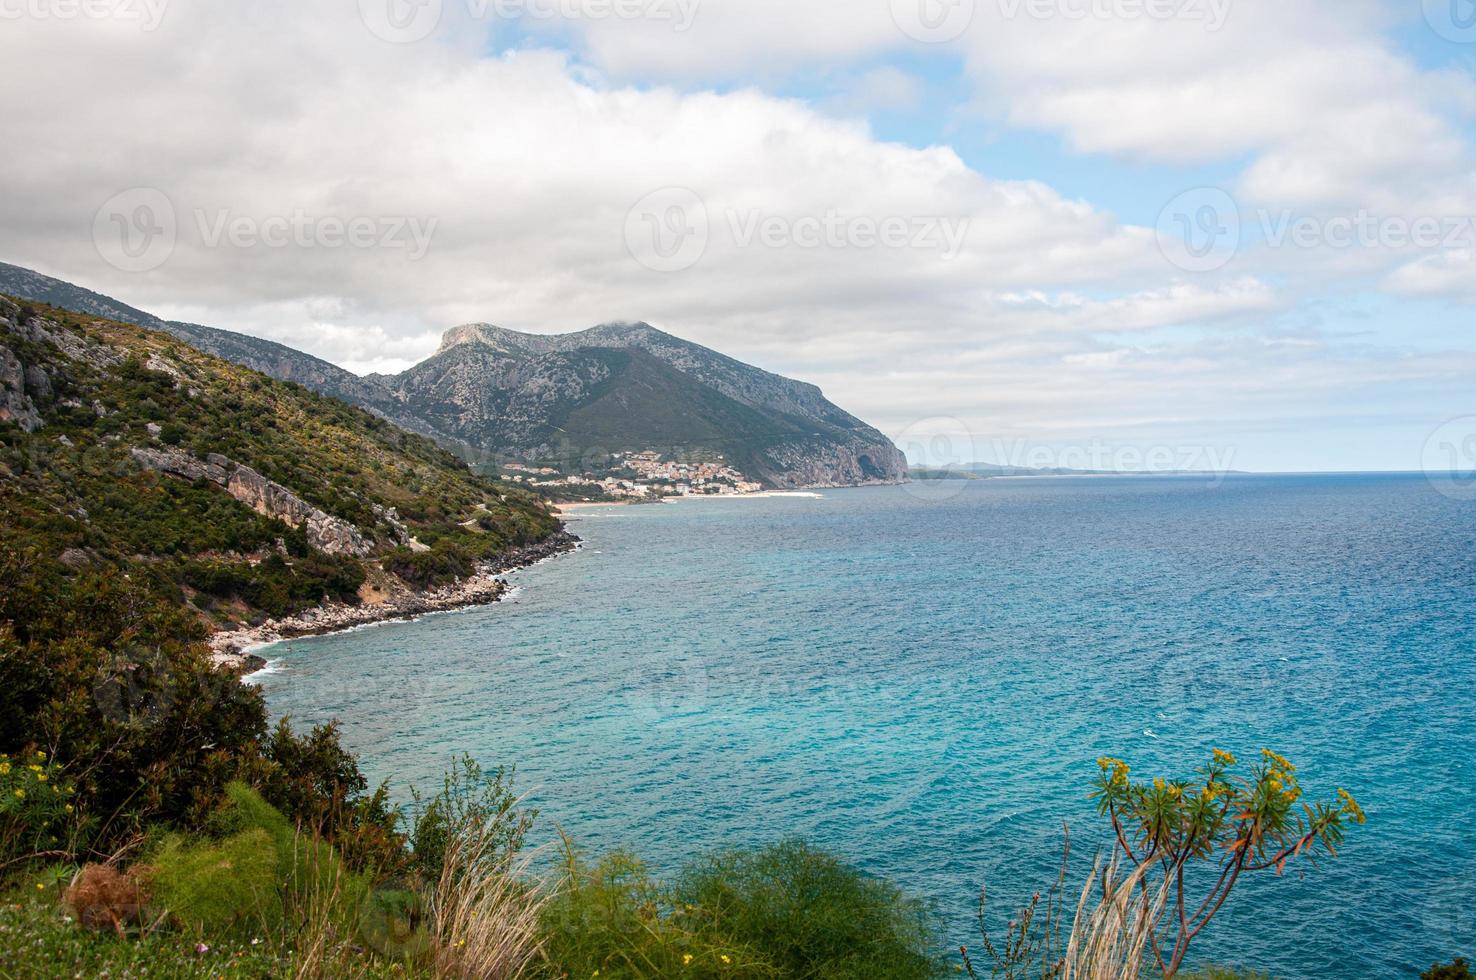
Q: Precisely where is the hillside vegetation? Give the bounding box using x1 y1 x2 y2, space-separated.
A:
0 295 560 628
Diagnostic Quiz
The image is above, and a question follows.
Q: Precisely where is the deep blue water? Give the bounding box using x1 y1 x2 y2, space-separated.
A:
258 474 1476 978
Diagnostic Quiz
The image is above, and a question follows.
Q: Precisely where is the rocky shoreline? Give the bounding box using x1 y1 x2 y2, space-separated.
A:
210 532 579 675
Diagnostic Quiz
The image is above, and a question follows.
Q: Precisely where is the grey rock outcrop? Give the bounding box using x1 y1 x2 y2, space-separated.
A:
131 447 374 557
0 346 43 432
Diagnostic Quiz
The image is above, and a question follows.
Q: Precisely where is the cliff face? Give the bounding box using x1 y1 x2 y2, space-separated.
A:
130 447 375 557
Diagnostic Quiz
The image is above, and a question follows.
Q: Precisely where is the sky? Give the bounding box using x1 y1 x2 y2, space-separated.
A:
2 0 1475 473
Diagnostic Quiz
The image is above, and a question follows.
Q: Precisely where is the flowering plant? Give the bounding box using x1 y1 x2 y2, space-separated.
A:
0 749 78 869
1090 748 1365 977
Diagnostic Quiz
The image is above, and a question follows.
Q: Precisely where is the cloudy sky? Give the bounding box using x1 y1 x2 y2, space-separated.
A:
2 0 1474 472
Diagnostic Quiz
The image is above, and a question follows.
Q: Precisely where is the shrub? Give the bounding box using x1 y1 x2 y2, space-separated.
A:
539 849 771 979
674 840 939 980
539 841 938 979
0 750 78 868
1425 960 1474 980
210 781 371 931
146 827 283 936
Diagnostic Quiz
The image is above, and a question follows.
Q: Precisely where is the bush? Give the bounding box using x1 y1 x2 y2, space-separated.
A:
149 784 372 943
540 849 772 979
539 841 939 979
674 840 939 980
1425 960 1474 980
146 827 283 936
0 750 78 867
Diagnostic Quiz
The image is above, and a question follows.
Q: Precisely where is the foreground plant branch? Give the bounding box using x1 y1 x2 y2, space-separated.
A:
1091 748 1365 977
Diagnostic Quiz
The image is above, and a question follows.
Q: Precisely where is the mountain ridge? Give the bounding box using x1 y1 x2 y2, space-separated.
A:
0 262 907 489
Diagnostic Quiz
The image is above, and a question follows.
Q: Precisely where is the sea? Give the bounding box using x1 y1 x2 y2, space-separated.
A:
255 474 1476 978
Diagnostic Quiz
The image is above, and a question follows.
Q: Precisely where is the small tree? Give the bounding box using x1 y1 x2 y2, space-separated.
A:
1091 748 1365 977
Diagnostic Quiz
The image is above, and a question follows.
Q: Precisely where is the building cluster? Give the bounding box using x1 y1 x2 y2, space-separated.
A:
502 450 764 500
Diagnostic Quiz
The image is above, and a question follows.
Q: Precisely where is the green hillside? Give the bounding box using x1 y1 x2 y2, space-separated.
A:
0 295 560 628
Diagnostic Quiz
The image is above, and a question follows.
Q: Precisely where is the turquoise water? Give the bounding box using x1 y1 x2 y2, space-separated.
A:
258 475 1476 977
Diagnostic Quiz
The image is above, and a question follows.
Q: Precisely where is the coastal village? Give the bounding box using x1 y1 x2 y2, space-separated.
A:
501 450 765 500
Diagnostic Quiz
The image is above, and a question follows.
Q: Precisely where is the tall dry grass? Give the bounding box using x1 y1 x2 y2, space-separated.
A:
429 817 548 979
966 832 1174 980
1058 853 1170 980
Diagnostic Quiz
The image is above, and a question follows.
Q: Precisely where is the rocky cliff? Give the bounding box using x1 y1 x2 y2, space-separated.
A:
130 447 375 557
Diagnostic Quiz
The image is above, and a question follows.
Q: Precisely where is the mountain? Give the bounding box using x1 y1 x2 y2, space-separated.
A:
0 292 562 633
377 322 907 488
0 263 906 489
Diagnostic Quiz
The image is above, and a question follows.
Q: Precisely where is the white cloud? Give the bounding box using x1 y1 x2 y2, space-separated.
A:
0 0 1470 469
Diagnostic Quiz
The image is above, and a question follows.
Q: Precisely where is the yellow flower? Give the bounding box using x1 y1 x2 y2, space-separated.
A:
35 752 45 761
1153 777 1165 792
64 804 74 813
36 775 46 783
683 954 693 965
0 763 10 775
1212 748 1237 766
14 789 23 799
721 954 731 964
35 883 44 891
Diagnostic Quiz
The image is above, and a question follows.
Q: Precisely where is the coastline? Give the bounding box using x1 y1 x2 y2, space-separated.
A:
209 531 579 675
554 489 825 515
